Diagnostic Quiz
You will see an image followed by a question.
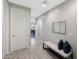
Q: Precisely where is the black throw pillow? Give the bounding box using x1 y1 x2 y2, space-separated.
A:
63 41 71 54
58 40 63 50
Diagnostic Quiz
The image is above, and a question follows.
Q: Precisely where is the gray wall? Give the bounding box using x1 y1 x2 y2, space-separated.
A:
39 0 77 59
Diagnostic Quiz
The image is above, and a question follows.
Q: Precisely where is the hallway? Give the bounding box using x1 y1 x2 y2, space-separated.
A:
2 0 77 59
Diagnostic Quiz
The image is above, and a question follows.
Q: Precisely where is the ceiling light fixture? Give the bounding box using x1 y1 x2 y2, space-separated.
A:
42 0 47 7
42 4 46 7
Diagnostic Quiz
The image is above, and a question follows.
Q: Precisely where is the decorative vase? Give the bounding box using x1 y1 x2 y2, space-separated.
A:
63 41 71 54
58 40 63 50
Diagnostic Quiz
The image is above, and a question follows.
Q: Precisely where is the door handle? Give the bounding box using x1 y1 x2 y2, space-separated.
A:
13 34 16 38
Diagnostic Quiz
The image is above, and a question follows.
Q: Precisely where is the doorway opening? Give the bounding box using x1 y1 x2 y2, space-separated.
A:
30 18 42 47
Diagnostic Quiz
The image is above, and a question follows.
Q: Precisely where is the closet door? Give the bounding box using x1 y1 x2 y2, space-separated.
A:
10 5 30 51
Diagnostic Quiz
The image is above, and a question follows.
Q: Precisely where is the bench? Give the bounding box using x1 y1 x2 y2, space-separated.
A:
43 41 72 59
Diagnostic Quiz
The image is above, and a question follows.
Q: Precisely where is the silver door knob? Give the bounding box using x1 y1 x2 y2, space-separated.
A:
13 34 16 37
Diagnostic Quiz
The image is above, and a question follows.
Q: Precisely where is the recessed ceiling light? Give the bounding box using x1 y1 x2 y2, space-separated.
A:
43 0 47 4
42 4 46 7
42 0 47 7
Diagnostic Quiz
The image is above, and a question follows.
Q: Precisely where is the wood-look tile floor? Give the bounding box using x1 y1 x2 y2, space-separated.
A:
4 38 59 59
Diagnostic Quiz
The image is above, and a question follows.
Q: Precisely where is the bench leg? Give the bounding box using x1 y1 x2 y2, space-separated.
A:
43 43 45 49
71 53 73 59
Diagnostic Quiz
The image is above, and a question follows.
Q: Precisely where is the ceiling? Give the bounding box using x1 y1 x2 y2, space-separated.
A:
8 0 66 23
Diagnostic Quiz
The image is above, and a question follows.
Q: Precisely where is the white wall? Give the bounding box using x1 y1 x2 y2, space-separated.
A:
38 0 77 59
35 19 42 40
3 0 10 58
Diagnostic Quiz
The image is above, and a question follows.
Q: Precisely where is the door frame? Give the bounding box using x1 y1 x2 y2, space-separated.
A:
8 2 31 52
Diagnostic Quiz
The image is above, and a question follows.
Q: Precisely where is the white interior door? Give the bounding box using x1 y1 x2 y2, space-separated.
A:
10 5 30 52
